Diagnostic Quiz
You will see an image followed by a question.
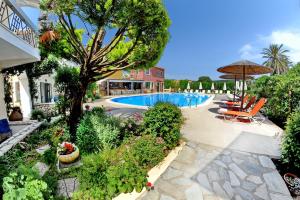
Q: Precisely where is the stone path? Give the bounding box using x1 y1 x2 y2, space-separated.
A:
0 121 42 156
57 177 80 198
139 142 292 200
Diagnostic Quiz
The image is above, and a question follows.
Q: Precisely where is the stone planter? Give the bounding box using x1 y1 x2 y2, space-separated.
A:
284 173 300 196
58 145 80 164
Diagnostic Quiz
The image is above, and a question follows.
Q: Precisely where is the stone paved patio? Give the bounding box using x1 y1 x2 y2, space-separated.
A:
0 121 42 156
139 142 292 200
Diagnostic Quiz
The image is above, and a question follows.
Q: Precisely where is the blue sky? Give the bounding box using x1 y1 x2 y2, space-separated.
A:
22 0 300 80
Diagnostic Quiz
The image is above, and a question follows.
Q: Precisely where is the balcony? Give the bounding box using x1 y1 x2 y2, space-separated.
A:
0 0 39 68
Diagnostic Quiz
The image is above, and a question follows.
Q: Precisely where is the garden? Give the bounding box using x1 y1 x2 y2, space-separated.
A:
0 102 184 199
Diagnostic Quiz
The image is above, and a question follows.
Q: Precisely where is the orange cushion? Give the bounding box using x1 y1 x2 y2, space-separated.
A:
224 110 251 117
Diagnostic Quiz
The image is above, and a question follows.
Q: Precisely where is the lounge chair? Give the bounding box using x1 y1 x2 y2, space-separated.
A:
195 89 199 93
0 119 12 142
207 90 211 94
219 96 256 113
225 94 249 106
222 98 267 123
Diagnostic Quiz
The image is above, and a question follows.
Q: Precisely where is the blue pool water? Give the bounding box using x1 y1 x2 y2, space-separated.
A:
111 93 210 107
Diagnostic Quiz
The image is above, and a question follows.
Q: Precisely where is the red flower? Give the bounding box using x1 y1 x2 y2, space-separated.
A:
146 182 152 187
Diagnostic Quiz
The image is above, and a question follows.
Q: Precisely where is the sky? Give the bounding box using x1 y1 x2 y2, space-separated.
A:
22 0 300 80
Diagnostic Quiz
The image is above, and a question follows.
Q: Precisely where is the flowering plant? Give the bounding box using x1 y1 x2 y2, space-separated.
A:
58 142 75 155
146 182 154 191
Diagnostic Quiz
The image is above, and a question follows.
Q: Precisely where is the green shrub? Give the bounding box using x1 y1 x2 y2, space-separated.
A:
31 109 46 121
250 64 300 127
130 135 165 168
76 112 121 153
281 112 300 170
143 102 183 148
120 118 142 139
75 146 147 199
2 166 52 200
43 148 56 165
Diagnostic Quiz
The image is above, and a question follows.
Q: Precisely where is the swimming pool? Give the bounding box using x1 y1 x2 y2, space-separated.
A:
110 93 211 108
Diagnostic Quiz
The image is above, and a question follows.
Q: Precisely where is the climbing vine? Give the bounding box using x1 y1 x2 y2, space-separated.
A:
1 55 60 114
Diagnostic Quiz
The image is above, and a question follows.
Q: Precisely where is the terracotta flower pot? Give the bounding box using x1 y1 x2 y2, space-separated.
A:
57 145 80 164
284 173 298 186
9 107 23 121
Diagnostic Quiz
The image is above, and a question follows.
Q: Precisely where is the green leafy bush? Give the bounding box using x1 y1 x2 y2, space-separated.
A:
130 135 165 168
2 166 52 200
143 102 183 148
76 110 121 153
75 146 147 199
281 112 300 170
120 118 142 139
31 109 46 121
43 148 56 165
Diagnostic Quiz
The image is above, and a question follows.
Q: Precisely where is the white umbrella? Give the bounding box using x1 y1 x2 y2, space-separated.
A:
244 81 248 91
199 82 203 90
187 82 190 90
211 82 215 90
236 81 240 91
223 82 227 91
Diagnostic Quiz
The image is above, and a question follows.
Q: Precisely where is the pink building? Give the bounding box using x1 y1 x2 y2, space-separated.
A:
98 67 165 96
130 67 165 93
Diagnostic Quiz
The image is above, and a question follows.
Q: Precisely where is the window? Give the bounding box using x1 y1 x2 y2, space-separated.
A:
145 82 151 89
145 69 150 75
40 82 52 103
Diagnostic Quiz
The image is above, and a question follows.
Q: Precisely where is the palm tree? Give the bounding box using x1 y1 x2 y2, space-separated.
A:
262 44 291 75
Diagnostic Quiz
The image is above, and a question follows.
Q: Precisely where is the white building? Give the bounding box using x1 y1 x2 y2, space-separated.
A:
0 0 40 120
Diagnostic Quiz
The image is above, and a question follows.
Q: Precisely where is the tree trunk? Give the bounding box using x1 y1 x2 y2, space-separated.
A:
68 82 88 142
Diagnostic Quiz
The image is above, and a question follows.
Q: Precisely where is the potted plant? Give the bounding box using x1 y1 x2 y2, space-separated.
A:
9 107 23 121
284 173 300 196
57 142 80 164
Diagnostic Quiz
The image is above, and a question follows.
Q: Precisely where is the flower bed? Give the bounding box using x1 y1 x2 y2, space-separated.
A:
0 102 184 199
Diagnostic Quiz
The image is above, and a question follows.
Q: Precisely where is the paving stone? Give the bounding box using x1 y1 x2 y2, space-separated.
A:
229 170 240 186
254 184 269 200
270 193 293 200
247 175 263 184
176 146 196 164
171 177 194 186
242 181 257 192
263 171 290 195
223 181 234 199
258 156 276 169
187 141 198 149
232 158 244 165
235 188 255 200
207 170 219 181
185 183 204 200
229 163 247 179
222 150 231 155
34 162 49 177
36 144 51 155
240 161 265 176
214 160 228 169
57 178 79 198
162 167 183 180
141 190 160 200
234 195 243 200
221 155 232 163
212 182 228 199
196 173 212 191
160 194 176 200
156 179 186 199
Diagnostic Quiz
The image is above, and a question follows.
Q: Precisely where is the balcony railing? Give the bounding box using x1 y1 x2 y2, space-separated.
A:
0 0 37 47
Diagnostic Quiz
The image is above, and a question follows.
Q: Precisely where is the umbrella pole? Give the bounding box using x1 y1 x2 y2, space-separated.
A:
240 66 246 109
233 76 236 102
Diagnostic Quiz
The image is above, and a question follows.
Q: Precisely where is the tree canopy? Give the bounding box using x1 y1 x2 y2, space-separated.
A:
40 0 171 139
198 76 212 82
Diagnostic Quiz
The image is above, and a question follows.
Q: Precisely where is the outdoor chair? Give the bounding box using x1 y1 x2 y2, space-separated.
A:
221 98 267 123
207 90 211 94
0 119 12 142
224 94 250 106
195 89 199 93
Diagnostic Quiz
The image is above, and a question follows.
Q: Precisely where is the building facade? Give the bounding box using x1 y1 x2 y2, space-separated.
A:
98 67 165 96
0 0 40 120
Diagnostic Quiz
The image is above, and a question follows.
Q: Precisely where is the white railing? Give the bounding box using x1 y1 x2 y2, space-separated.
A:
0 0 37 47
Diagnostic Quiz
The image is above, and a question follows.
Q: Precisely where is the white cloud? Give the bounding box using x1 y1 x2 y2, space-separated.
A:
239 44 261 60
263 30 300 63
239 29 300 63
